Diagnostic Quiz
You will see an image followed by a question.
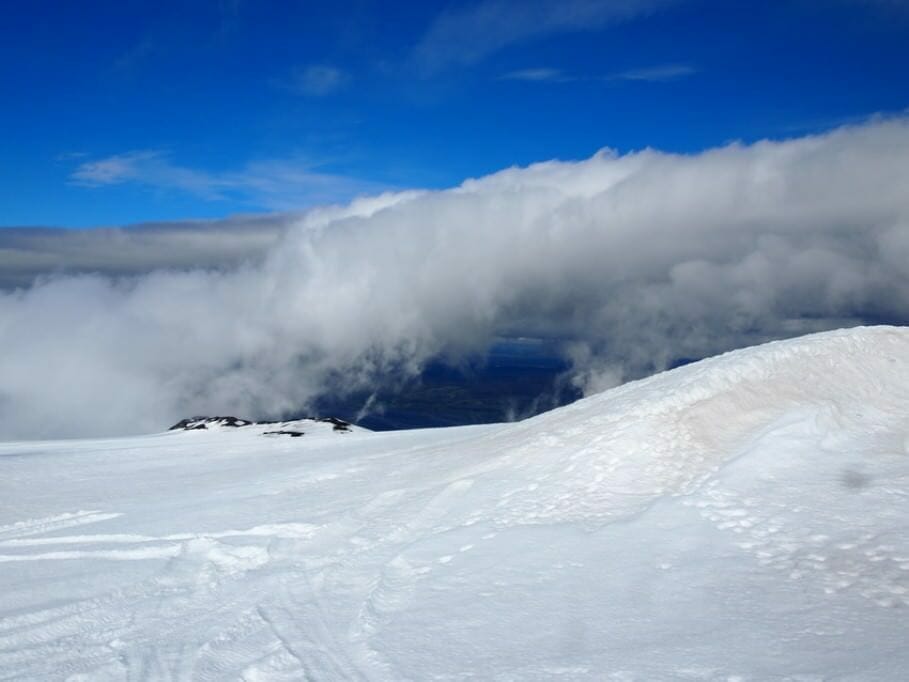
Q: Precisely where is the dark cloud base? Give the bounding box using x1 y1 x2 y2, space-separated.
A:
0 214 292 289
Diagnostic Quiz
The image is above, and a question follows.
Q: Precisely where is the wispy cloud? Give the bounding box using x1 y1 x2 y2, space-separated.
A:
609 63 696 82
414 0 675 73
71 150 161 185
499 68 575 82
69 151 388 210
500 63 696 84
112 1 246 73
112 36 158 73
281 64 351 97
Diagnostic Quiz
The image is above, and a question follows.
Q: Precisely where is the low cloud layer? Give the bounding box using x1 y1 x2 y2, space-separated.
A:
0 215 292 289
2 119 909 439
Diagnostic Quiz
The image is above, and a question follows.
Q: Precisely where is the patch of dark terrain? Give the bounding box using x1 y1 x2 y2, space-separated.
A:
169 416 352 434
312 340 583 431
169 416 254 430
316 417 354 432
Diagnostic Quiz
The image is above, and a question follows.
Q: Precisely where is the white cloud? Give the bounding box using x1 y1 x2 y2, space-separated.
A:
414 0 674 72
68 151 387 209
4 117 909 439
71 150 165 186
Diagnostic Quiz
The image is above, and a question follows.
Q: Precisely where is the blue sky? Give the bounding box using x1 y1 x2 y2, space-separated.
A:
2 0 907 228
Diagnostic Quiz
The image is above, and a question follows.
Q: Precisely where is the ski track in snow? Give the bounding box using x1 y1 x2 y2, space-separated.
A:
0 511 123 542
1 327 909 679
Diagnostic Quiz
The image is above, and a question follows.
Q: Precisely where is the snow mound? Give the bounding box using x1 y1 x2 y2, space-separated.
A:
458 324 909 526
1 326 908 679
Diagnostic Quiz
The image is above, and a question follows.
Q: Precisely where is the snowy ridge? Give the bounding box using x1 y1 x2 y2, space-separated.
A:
1 326 908 679
461 325 909 525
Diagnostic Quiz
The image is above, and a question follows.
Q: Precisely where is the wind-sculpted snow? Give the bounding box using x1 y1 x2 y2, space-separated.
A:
466 325 909 525
1 327 908 679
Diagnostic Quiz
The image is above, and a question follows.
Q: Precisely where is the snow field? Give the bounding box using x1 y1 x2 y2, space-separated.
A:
1 326 908 680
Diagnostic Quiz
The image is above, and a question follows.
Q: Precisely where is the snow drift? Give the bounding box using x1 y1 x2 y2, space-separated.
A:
1 326 908 679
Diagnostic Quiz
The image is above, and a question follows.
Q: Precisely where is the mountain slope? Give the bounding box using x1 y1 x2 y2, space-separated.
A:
1 326 908 680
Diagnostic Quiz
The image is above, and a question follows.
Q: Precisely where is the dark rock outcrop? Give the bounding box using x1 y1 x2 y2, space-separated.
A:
316 417 352 432
169 416 253 430
168 415 353 435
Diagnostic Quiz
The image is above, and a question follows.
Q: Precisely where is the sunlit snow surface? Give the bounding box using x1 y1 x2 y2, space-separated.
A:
2 326 909 680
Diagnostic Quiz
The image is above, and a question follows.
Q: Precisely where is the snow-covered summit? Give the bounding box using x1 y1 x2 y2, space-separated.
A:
1 326 908 679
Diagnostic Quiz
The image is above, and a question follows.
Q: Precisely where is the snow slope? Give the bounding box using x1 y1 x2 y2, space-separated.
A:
1 326 908 680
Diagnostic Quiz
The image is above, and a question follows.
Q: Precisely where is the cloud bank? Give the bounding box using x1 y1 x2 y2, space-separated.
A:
0 214 292 289
2 118 909 439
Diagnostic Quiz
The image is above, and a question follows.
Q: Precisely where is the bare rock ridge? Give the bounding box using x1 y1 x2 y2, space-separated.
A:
169 416 254 430
168 415 353 435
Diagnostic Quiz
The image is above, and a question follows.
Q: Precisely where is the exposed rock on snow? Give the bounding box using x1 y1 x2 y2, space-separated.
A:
1 326 908 680
263 429 305 438
169 415 354 435
169 416 255 430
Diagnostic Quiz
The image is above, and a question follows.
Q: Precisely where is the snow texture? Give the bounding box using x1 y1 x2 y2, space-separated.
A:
1 326 908 680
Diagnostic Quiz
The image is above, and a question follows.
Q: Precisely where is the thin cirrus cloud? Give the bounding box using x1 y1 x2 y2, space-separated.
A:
610 63 697 82
281 64 351 97
413 0 676 73
499 68 576 82
500 63 696 83
68 150 388 210
71 151 225 199
3 116 909 440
